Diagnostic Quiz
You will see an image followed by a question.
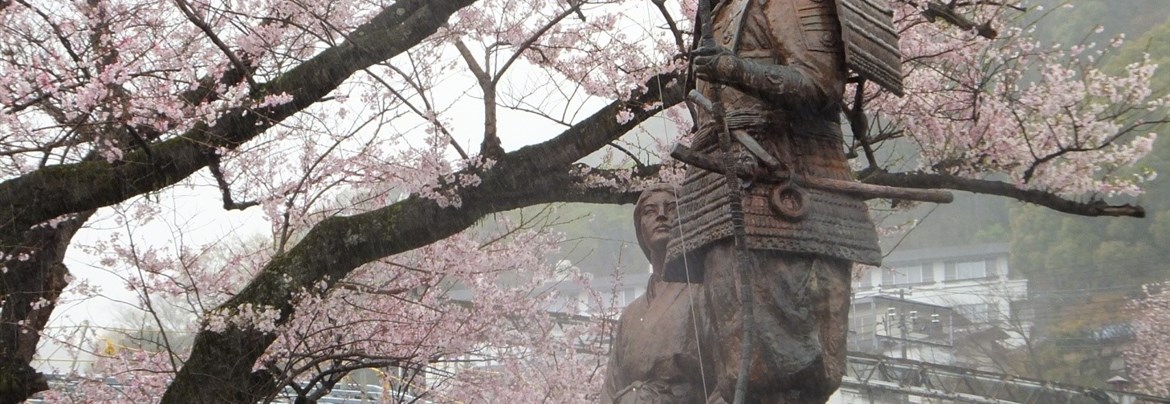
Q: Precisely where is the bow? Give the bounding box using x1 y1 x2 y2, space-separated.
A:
685 1 757 403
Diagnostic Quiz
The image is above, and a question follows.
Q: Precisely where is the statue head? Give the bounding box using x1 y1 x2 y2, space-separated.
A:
633 184 678 263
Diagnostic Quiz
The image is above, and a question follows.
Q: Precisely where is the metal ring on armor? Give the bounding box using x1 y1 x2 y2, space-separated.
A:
769 180 808 222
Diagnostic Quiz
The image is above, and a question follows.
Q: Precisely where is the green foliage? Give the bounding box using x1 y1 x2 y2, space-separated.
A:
879 194 1011 251
483 202 645 277
1003 4 1170 386
1011 1 1170 288
1150 210 1170 248
1031 0 1166 52
1112 17 1170 73
552 203 646 276
971 222 1010 244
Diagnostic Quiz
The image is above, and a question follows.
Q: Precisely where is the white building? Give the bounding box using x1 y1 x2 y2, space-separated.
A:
544 244 1031 372
849 243 1030 370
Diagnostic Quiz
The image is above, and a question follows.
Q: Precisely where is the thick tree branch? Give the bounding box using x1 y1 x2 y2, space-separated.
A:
161 73 678 403
860 170 1145 218
162 165 655 403
0 0 477 249
0 209 93 403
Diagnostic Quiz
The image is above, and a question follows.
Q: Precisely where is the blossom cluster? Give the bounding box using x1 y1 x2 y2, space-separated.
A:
1125 283 1170 397
870 1 1165 197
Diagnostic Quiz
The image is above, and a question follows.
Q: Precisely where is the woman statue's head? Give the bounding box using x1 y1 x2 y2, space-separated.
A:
633 183 678 263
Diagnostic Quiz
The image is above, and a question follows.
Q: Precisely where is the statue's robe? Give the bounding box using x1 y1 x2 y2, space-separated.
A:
599 277 708 404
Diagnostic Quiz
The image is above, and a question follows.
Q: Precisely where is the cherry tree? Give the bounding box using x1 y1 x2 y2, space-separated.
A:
0 0 1164 403
41 206 612 403
1125 283 1170 396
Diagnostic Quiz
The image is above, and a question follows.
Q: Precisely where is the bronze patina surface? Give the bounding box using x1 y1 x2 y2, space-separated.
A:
665 0 888 281
599 185 708 404
656 0 902 402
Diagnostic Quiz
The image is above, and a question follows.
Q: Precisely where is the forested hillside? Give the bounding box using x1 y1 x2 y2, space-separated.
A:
1007 1 1170 388
1012 0 1170 292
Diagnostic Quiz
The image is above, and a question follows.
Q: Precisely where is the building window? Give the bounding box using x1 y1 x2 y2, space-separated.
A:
881 265 929 286
945 260 987 281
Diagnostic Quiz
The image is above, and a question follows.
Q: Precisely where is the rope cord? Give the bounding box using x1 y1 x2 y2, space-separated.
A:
642 0 711 399
692 0 756 402
673 186 706 400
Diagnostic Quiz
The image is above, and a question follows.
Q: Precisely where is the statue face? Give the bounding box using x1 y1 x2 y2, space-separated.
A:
637 190 677 256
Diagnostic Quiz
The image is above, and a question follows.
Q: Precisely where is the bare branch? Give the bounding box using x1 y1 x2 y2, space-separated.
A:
364 68 470 160
650 0 688 56
512 71 685 168
453 38 503 157
14 0 86 77
607 141 648 170
1022 118 1170 182
900 0 1000 39
0 0 477 249
173 0 257 89
207 155 259 211
861 169 1145 218
491 3 588 86
451 38 491 85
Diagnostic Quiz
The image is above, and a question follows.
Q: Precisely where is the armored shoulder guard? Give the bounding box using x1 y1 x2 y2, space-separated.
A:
837 0 904 96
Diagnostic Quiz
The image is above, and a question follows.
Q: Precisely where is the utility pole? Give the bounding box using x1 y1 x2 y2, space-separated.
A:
880 288 915 359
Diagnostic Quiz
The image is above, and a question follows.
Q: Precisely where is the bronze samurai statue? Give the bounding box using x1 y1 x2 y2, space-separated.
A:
661 0 909 402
